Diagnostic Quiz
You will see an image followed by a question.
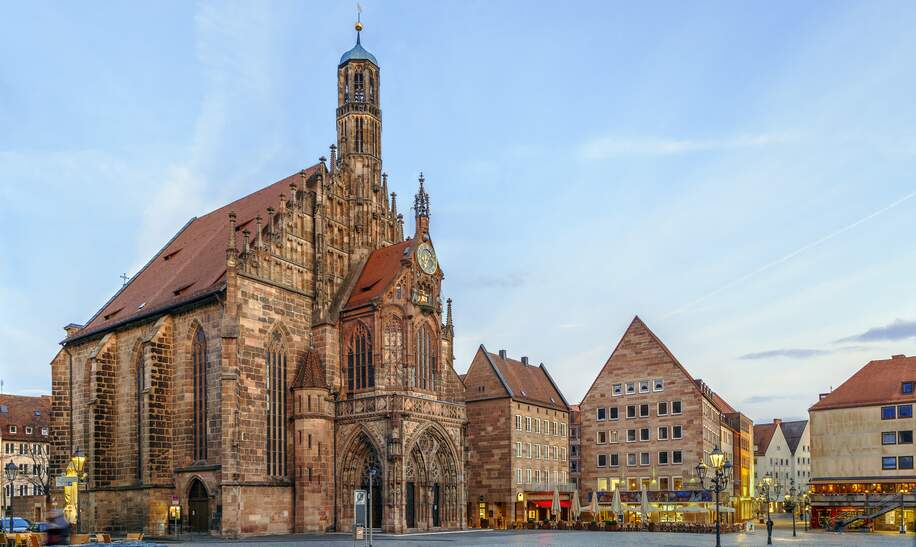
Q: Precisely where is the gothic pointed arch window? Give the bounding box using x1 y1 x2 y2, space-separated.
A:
266 331 288 478
347 322 374 391
135 348 144 482
192 328 207 462
416 324 437 390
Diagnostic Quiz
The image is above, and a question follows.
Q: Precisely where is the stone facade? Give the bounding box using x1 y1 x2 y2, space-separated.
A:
50 23 466 537
464 347 570 528
579 317 735 506
0 395 52 521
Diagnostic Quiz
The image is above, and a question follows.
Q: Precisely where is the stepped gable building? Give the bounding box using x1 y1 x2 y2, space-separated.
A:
463 347 571 528
808 354 916 531
579 316 752 521
50 21 466 537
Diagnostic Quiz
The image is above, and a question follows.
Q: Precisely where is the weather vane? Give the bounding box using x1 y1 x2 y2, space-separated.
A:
356 2 363 32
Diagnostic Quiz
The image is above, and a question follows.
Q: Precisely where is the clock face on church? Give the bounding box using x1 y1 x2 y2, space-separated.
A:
416 243 437 274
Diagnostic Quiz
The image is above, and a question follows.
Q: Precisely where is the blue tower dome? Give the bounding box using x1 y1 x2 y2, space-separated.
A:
339 23 378 66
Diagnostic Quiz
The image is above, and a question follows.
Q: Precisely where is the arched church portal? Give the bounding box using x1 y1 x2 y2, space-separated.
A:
405 426 460 530
340 432 384 529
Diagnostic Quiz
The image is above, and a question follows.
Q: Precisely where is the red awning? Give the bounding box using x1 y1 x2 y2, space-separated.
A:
531 500 571 508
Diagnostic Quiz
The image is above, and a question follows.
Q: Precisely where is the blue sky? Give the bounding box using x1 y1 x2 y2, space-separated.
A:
2 1 916 422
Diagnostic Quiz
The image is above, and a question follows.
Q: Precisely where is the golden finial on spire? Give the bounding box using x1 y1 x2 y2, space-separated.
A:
355 2 363 32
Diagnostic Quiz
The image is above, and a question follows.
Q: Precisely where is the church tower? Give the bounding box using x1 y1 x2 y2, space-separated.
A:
336 19 392 252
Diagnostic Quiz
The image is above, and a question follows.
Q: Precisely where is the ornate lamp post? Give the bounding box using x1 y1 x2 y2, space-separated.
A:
4 461 18 532
756 472 782 545
696 447 732 547
69 449 87 533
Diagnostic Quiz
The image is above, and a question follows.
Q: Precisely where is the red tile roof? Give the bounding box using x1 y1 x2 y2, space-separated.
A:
695 379 738 414
68 165 321 341
753 422 778 457
345 240 413 309
0 395 51 442
809 354 916 411
482 348 569 411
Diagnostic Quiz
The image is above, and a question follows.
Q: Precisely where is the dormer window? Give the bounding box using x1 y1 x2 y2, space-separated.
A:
9 426 16 434
903 382 915 395
25 427 32 435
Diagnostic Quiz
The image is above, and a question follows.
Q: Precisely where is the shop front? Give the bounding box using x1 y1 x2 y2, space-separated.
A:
590 489 722 524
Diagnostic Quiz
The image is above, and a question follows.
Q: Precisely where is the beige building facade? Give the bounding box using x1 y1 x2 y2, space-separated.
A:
809 354 916 531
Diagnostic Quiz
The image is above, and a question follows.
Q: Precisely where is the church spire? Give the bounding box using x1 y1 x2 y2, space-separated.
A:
414 172 430 217
414 172 430 237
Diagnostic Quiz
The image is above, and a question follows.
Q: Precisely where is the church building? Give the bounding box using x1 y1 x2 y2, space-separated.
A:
49 21 467 537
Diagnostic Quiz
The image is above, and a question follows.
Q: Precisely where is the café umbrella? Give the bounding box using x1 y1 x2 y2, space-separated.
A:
611 487 623 521
571 490 582 521
551 487 561 521
640 486 652 525
588 491 600 521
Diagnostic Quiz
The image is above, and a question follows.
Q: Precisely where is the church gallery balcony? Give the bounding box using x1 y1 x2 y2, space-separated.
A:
335 393 465 424
337 102 381 118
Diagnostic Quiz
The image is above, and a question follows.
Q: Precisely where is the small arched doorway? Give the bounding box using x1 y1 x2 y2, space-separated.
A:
188 478 210 532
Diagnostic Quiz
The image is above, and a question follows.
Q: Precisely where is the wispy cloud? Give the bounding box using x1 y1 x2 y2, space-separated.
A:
739 345 868 360
666 188 916 318
740 348 829 360
837 318 916 343
579 133 789 160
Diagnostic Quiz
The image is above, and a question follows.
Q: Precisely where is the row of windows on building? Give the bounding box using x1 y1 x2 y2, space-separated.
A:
5 425 47 436
882 431 915 445
514 442 567 461
3 443 47 455
514 415 568 437
514 468 568 485
596 425 684 444
882 455 914 470
596 401 683 421
608 379 667 397
597 476 685 492
3 484 44 498
767 456 811 466
881 404 914 420
596 450 684 468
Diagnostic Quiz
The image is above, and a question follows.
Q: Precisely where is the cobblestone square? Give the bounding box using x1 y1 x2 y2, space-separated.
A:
175 528 916 546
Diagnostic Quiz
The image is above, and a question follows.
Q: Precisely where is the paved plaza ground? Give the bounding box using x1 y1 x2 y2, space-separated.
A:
170 528 916 547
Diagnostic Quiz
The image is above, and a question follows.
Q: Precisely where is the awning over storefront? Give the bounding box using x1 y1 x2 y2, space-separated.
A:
531 500 571 508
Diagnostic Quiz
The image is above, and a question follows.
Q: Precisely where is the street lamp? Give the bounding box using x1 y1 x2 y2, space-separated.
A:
696 447 731 547
367 465 378 547
5 461 19 533
69 449 87 533
757 472 782 545
802 493 809 533
785 479 798 538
